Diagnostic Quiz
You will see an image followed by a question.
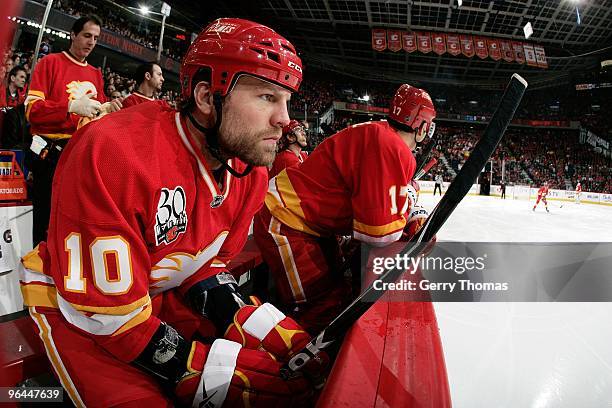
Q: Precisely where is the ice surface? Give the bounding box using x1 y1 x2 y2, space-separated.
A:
418 193 612 407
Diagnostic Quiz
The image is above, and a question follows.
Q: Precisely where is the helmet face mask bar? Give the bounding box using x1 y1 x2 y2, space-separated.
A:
180 18 303 177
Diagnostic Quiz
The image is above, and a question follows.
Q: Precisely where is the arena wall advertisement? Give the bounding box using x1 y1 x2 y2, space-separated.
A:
416 181 612 206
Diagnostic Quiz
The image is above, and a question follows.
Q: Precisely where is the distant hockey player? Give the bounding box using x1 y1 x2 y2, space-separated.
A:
575 181 582 204
533 182 550 212
268 119 309 179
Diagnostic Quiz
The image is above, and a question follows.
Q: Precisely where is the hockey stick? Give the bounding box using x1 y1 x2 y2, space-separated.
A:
282 73 528 377
414 138 436 177
414 157 438 180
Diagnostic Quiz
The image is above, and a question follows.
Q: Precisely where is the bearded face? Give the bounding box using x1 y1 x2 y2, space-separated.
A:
217 76 292 166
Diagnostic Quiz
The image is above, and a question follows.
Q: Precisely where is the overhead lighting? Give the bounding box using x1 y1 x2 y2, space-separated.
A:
139 5 150 15
457 0 463 6
523 21 533 39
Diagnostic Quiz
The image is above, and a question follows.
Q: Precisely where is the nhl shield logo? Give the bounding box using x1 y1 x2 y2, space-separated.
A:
155 186 188 246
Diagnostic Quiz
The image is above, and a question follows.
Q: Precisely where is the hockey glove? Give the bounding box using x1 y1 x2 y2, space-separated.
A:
175 339 313 408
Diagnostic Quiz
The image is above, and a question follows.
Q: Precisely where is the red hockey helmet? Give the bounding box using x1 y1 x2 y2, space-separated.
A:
180 18 303 99
282 119 304 136
388 84 436 140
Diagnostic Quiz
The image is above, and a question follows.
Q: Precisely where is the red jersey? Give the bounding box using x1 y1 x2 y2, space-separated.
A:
122 91 156 109
537 186 549 196
576 183 581 193
20 102 267 362
266 120 416 246
0 84 26 108
26 51 106 140
269 149 307 179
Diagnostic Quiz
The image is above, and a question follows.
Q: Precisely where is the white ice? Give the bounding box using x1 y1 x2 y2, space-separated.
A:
417 193 612 407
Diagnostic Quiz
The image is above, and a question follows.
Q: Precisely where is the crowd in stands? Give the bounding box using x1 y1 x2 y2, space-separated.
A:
425 125 610 193
291 75 612 141
318 109 610 193
46 0 188 60
1 43 609 193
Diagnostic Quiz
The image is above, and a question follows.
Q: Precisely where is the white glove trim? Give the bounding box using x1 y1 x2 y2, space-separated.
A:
194 339 241 408
242 302 286 341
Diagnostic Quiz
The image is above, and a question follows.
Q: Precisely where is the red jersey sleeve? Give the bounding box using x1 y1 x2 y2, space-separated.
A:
46 123 159 362
337 122 416 246
26 56 72 127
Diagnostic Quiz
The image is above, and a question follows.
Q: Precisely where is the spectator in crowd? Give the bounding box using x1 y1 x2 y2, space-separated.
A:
1 66 28 148
0 65 27 108
109 89 122 100
122 61 164 108
25 14 122 245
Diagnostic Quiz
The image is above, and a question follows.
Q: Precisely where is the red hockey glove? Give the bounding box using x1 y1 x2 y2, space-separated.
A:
224 301 310 361
175 339 313 407
224 301 329 385
402 205 437 254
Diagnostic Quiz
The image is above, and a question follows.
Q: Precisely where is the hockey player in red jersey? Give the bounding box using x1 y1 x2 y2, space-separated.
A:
253 84 437 332
20 18 319 407
268 119 309 179
575 181 582 204
533 182 550 212
122 62 165 108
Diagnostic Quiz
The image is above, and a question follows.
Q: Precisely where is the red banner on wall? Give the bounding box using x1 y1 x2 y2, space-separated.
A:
512 42 525 64
417 32 432 53
501 41 514 62
487 39 501 61
372 29 387 51
432 33 446 55
474 37 488 59
460 35 474 57
523 44 538 66
387 30 402 52
446 34 461 56
534 46 548 68
371 28 546 69
402 32 417 53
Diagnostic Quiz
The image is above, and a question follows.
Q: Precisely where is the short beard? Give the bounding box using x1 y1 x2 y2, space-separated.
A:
218 110 279 167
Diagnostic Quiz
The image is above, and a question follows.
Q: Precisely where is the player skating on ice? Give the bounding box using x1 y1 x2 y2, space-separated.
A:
533 182 550 212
